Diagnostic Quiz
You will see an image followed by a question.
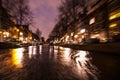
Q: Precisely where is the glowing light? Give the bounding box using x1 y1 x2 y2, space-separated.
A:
80 29 86 33
33 46 37 55
20 32 23 35
63 48 71 64
17 29 19 32
12 48 24 68
71 32 74 36
89 17 95 25
28 46 33 58
109 12 120 20
3 32 10 37
74 50 98 80
0 31 2 34
66 35 69 41
109 23 117 28
39 45 42 54
91 34 99 38
19 37 23 41
74 35 78 38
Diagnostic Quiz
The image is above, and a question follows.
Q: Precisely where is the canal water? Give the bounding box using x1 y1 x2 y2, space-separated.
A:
0 45 120 80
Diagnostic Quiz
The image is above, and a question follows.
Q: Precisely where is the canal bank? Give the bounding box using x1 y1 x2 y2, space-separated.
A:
0 42 20 49
59 42 120 55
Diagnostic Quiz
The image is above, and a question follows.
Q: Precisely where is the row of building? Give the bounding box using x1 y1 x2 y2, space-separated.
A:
0 0 39 43
49 0 120 44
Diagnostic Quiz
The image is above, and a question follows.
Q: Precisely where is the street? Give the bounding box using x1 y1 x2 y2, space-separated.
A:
0 45 120 80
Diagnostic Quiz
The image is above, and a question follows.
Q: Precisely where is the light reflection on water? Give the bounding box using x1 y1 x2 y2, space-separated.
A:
73 50 98 80
11 48 24 68
57 47 98 80
28 45 42 58
6 45 98 80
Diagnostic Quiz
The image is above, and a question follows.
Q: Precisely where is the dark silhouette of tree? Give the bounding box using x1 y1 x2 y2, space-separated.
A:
2 0 32 25
35 29 41 40
41 37 45 43
0 0 14 30
51 0 86 40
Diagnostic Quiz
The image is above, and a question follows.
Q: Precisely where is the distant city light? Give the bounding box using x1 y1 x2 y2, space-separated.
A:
74 35 78 38
109 23 117 28
89 17 95 25
109 12 120 20
80 29 86 34
66 35 69 41
20 32 23 35
71 32 74 36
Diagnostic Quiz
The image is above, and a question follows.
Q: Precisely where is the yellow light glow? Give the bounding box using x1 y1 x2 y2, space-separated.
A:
13 35 17 38
12 48 24 68
3 32 10 37
17 29 19 32
109 12 120 20
109 23 117 28
74 35 78 38
0 31 2 34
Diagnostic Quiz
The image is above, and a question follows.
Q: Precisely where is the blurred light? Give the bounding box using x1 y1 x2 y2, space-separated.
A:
91 34 99 38
74 50 98 80
19 37 23 41
89 17 95 25
109 12 120 20
30 37 32 40
39 45 42 54
28 46 33 58
66 35 69 41
17 29 19 32
3 32 10 37
74 35 78 38
12 48 24 68
33 46 37 55
109 23 117 28
80 29 86 33
71 32 74 36
63 48 71 63
0 31 2 34
20 32 23 35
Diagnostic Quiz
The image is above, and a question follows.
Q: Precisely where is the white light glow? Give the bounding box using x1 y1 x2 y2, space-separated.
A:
80 29 86 34
89 17 95 25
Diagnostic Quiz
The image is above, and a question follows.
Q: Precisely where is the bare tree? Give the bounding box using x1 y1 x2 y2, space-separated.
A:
57 0 86 40
35 28 41 39
2 0 32 25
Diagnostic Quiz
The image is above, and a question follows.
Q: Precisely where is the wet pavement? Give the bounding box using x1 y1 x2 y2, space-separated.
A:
0 45 120 80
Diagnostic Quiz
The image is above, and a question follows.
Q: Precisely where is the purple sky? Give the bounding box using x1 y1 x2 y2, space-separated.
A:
29 0 61 40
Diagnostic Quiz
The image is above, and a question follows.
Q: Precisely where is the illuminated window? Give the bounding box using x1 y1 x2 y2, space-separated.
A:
109 11 120 20
109 23 117 28
89 17 95 25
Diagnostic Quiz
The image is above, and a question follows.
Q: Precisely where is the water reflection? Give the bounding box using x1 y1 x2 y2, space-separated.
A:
39 45 42 54
58 47 98 80
28 45 42 58
72 50 98 80
11 48 24 68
